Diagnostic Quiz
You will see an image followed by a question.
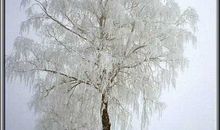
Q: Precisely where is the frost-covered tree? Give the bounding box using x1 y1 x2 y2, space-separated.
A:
6 0 198 130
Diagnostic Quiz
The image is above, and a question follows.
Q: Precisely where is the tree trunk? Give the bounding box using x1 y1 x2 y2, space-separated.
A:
101 94 111 130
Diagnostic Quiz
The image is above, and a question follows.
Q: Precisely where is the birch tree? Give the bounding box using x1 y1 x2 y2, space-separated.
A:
6 0 198 129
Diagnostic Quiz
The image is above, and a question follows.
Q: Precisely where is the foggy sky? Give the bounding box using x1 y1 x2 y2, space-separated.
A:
5 0 217 130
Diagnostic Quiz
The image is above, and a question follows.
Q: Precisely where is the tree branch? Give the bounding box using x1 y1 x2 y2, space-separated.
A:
34 0 94 45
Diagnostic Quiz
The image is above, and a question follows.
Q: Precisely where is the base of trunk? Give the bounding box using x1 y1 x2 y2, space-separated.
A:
101 94 111 130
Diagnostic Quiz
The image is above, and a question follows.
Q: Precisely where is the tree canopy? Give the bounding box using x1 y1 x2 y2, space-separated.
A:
6 0 198 129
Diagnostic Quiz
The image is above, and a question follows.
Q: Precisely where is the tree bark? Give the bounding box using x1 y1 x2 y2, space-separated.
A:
101 94 111 130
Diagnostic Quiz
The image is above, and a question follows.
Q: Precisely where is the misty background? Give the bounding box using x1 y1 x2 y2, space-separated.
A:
5 0 217 130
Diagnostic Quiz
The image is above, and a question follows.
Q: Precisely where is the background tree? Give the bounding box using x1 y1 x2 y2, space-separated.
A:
6 0 198 129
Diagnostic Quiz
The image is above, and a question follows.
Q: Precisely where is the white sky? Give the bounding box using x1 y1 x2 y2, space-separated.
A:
149 0 217 130
5 0 217 130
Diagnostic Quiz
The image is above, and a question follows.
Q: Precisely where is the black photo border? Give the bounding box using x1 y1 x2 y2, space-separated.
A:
0 0 5 129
